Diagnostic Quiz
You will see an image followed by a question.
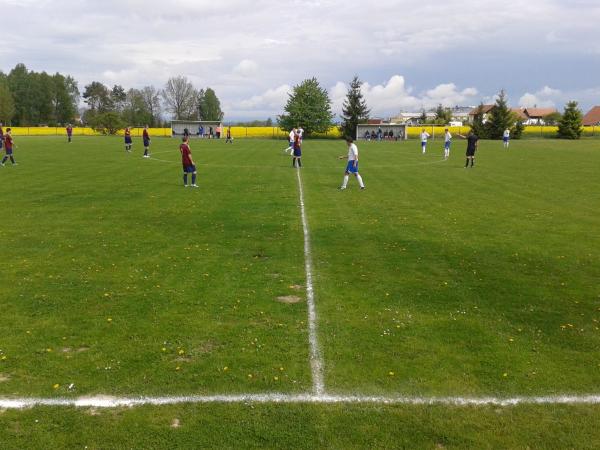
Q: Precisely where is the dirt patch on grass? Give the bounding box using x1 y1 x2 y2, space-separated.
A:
62 347 72 353
197 340 217 354
86 408 101 416
76 347 90 353
0 374 10 383
171 418 181 428
276 295 303 304
289 285 303 291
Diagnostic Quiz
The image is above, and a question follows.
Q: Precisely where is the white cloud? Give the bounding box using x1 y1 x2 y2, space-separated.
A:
233 60 259 77
236 84 291 111
519 86 562 108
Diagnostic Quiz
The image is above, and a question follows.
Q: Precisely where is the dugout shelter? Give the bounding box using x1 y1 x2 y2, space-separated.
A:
171 120 223 138
356 123 407 141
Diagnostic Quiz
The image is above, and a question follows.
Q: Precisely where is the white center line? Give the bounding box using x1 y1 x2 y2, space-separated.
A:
296 168 325 395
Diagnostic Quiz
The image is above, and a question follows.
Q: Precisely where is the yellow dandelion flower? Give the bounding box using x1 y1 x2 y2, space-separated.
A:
53 384 60 389
247 374 253 378
107 318 112 322
388 371 395 376
161 347 167 352
178 349 185 355
503 373 508 377
223 366 229 371
274 376 279 381
175 366 181 371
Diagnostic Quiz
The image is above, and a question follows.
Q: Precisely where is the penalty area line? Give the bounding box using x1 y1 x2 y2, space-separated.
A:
2 393 600 409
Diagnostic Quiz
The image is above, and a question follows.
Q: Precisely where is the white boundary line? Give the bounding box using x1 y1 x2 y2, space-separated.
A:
2 394 600 409
296 169 325 395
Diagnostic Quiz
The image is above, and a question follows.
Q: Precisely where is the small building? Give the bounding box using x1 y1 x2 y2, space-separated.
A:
468 105 495 123
511 108 529 121
171 120 223 138
582 106 600 126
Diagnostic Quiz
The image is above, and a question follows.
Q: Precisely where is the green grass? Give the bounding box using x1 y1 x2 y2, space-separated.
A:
1 136 599 448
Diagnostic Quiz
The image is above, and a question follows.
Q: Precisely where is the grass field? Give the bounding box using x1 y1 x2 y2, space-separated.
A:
1 136 600 448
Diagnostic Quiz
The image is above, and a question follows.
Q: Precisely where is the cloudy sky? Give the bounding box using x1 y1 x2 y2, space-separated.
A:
1 0 598 120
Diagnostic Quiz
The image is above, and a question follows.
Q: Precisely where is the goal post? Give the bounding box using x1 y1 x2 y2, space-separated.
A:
356 123 408 141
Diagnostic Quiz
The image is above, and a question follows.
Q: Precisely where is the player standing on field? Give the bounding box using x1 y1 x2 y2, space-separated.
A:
338 138 365 190
444 128 452 159
225 126 233 144
124 127 133 152
292 133 302 168
0 123 4 154
458 130 479 168
420 128 430 154
1 128 16 166
180 136 198 188
142 125 151 158
503 128 510 149
66 124 73 143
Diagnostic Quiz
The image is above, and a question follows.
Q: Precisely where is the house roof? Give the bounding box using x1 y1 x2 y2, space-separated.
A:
524 108 557 118
582 106 600 126
469 105 495 115
511 108 528 120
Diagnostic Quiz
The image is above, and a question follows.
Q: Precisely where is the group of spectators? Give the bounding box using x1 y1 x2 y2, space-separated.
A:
363 127 401 141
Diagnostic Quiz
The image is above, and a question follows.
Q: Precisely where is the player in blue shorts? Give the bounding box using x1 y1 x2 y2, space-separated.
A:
180 136 198 187
503 128 510 149
444 128 452 159
1 128 16 166
142 125 151 157
420 128 430 154
338 138 365 190
124 127 133 152
292 133 302 168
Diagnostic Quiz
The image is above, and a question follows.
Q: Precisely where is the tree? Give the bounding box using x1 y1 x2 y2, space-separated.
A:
140 86 161 126
340 75 370 139
51 73 78 124
557 101 583 139
162 76 198 120
543 111 562 126
198 87 224 121
470 104 488 138
434 104 452 125
278 77 334 135
0 81 15 123
82 81 112 113
122 88 150 126
110 85 127 112
88 111 125 135
512 120 525 139
419 109 427 124
485 90 513 139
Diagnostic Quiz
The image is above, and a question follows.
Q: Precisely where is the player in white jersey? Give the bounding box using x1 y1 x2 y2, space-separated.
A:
420 128 430 154
338 138 365 190
283 128 297 154
503 128 510 149
296 127 304 143
444 128 452 159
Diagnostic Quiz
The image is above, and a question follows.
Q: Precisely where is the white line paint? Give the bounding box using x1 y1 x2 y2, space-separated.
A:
296 169 325 395
2 393 600 409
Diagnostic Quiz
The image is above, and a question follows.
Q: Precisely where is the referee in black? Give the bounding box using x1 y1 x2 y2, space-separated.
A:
458 131 479 168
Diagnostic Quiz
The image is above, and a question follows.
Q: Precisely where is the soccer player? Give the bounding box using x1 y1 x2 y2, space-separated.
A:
458 131 479 168
0 123 4 154
124 127 133 152
283 128 297 154
292 133 302 168
142 125 151 157
503 128 510 149
66 124 73 143
444 128 452 159
420 128 430 154
297 126 304 144
180 136 198 188
338 138 365 190
225 126 233 144
1 128 16 166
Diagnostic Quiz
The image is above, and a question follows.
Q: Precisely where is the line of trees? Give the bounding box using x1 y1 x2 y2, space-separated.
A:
0 64 225 134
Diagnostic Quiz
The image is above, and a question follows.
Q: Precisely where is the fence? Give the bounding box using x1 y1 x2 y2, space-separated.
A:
5 125 599 139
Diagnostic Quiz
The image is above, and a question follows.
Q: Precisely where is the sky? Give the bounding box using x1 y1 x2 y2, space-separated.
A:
1 0 599 121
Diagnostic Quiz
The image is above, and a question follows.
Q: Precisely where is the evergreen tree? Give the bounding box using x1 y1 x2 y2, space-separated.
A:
340 75 370 139
199 88 224 121
557 101 583 139
434 104 452 125
470 103 488 138
512 120 525 139
278 77 334 135
485 90 513 139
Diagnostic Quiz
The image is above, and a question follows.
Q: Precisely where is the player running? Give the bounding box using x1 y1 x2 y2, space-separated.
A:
180 136 198 188
283 128 297 154
66 124 73 143
142 125 151 158
444 128 452 159
338 138 365 190
1 128 16 166
124 127 133 152
420 128 430 154
503 128 510 149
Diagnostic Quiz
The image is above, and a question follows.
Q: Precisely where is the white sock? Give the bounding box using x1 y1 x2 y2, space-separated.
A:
356 174 364 188
342 175 349 188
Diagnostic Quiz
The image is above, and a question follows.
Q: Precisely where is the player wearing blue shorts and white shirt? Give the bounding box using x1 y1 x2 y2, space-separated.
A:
420 129 430 154
444 128 452 159
338 138 365 190
503 128 510 149
283 128 297 154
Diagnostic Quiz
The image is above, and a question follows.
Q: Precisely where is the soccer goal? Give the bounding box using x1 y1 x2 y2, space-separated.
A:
171 120 223 138
356 123 408 141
